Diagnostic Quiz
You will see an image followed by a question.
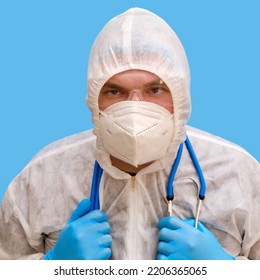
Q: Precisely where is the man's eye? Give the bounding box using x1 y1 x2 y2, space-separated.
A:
102 89 121 96
108 90 120 95
149 87 163 94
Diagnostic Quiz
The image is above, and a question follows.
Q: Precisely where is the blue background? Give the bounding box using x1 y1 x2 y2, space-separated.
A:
0 0 259 202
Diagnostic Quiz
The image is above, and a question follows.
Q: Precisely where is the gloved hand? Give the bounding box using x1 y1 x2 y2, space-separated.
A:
44 199 112 260
157 217 235 260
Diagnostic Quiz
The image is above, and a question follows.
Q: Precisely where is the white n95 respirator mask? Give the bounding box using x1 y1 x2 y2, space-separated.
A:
99 101 174 167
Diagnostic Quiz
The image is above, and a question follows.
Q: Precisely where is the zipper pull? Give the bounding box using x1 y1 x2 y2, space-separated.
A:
131 176 136 191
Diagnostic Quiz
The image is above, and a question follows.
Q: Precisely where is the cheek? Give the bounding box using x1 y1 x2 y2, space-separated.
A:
162 103 174 114
98 94 117 110
98 103 105 110
167 95 174 114
98 101 114 111
161 95 174 114
99 96 123 110
98 95 108 111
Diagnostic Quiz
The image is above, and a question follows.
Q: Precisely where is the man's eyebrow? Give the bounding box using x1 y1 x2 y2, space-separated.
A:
101 82 123 89
101 79 164 89
144 79 164 87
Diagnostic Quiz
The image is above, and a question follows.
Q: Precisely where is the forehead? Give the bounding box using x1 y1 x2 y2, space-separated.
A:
103 70 162 86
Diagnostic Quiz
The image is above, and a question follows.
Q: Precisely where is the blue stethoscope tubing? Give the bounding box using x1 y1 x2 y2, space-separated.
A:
90 136 206 228
166 137 206 227
90 161 103 211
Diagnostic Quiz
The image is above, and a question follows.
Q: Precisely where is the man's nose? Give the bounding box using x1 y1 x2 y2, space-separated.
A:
127 91 144 101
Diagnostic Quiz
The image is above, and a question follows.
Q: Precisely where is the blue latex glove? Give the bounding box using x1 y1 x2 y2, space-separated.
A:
157 217 235 260
44 199 112 260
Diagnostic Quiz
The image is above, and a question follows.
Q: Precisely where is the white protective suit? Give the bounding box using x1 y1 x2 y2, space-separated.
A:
0 8 260 260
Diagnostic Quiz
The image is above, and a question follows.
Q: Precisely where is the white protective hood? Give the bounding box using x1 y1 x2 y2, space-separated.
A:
86 8 191 176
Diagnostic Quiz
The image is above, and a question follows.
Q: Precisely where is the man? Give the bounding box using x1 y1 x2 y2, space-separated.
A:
0 8 259 260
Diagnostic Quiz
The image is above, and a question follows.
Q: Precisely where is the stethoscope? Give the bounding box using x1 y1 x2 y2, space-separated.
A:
89 136 206 229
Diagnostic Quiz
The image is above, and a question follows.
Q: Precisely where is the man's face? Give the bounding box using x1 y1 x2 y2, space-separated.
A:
98 70 173 113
